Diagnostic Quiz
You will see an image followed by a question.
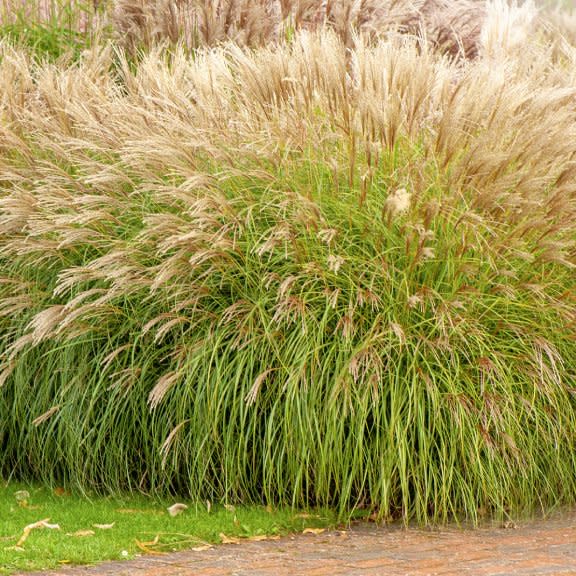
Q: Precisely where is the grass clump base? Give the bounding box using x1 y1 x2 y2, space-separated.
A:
0 8 574 526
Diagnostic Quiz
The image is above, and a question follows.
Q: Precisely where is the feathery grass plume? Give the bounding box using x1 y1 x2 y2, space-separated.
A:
395 0 487 58
0 25 575 523
111 0 282 52
109 0 489 56
544 5 576 46
533 4 576 75
1 1 571 60
480 0 538 59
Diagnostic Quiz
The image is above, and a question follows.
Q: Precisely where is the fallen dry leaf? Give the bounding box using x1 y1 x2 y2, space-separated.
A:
17 500 41 510
135 543 165 555
302 528 325 535
219 533 241 544
223 504 236 513
93 523 115 530
167 503 188 517
16 519 60 547
14 491 32 508
135 535 166 555
67 530 95 537
191 545 213 552
247 534 281 542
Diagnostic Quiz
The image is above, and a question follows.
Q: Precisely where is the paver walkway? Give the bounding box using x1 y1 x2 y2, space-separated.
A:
20 510 576 576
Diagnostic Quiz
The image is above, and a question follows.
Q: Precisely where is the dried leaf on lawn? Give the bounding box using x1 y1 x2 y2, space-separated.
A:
135 535 165 555
17 519 60 547
14 490 35 507
93 523 115 530
67 530 95 537
302 528 326 535
17 500 41 509
192 545 213 551
219 532 241 544
167 503 188 517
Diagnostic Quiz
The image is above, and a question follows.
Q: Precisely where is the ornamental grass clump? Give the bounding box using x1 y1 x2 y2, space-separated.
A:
0 26 574 523
108 0 571 59
111 0 488 56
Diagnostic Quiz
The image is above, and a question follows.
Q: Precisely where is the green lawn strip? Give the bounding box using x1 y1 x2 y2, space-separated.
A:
0 481 338 575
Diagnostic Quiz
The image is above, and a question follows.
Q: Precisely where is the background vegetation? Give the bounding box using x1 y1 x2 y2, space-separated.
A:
0 0 575 524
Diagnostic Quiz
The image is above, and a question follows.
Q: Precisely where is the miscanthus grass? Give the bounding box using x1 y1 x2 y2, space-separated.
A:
108 0 575 60
110 0 488 56
0 1 563 59
0 25 575 523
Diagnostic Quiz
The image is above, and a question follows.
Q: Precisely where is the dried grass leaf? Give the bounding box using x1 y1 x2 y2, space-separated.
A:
167 503 188 517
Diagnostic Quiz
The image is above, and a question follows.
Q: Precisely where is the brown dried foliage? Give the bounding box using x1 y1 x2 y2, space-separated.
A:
110 0 488 56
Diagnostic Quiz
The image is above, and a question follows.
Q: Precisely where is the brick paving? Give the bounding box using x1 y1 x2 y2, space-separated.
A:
19 510 576 576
